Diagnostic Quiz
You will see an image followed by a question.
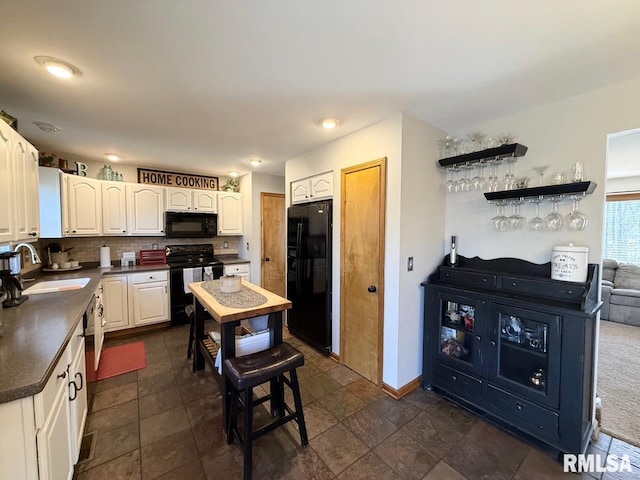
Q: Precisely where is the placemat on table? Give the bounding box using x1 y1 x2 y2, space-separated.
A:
201 280 268 308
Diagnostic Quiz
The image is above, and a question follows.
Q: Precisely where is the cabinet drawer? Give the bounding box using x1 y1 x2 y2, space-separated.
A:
68 320 84 361
433 362 482 404
502 276 586 303
486 385 558 442
130 270 168 284
224 263 250 275
440 268 497 290
35 345 71 428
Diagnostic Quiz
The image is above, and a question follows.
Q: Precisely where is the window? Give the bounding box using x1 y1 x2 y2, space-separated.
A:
603 193 640 264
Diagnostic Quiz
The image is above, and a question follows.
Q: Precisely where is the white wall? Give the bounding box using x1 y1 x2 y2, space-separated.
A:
607 175 640 193
445 76 640 265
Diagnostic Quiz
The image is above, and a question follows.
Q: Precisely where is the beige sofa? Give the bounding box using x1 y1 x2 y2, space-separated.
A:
601 259 640 326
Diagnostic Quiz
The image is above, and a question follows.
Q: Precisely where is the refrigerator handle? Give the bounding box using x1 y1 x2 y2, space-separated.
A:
295 222 303 293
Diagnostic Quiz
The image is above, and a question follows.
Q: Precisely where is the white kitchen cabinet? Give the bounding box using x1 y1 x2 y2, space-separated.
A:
217 192 243 235
193 190 217 212
291 171 333 204
12 136 29 240
127 184 165 235
166 187 192 211
67 176 102 236
224 262 250 282
0 120 14 243
103 275 129 331
26 144 40 240
67 321 88 463
129 271 169 326
102 182 128 235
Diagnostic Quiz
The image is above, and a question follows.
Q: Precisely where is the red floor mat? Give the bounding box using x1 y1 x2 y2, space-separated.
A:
86 341 146 382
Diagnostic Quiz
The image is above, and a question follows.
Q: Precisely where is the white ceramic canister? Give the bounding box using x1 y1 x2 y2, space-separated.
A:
551 243 589 282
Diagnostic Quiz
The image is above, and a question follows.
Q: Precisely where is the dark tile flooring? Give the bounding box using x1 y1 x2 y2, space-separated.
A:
74 323 640 479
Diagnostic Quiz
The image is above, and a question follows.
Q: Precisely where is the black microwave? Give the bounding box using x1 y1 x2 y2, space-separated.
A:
165 211 218 238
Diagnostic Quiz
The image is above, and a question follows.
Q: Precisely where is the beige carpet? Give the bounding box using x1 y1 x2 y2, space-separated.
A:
597 320 640 447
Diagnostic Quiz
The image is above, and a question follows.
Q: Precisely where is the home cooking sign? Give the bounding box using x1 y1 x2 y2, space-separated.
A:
137 168 219 191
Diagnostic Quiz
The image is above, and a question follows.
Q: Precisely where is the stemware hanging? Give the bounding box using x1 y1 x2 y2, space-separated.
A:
545 199 563 231
566 196 588 230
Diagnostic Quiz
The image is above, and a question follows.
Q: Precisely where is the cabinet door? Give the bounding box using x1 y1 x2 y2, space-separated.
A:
430 291 484 376
127 185 165 235
67 176 102 236
291 179 311 204
68 342 87 463
12 136 29 240
131 281 169 326
102 182 128 235
486 303 561 409
310 171 333 200
193 190 217 212
217 192 243 235
0 121 14 243
26 144 40 239
103 275 129 331
166 187 192 211
36 372 73 480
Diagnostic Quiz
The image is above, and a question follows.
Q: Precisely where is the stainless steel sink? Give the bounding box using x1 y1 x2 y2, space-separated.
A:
22 278 91 295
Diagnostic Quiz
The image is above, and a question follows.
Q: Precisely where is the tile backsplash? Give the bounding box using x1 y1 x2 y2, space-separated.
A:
37 236 240 265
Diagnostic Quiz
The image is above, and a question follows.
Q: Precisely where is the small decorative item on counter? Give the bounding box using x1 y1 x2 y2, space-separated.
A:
220 274 241 293
448 235 457 266
0 110 18 130
100 164 114 181
39 152 56 167
441 338 468 358
222 178 239 192
551 244 589 282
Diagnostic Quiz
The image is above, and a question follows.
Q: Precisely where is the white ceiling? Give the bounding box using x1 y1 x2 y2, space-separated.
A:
1 1 640 178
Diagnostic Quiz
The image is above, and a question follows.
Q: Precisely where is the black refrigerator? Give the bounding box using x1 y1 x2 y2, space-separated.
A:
287 201 332 355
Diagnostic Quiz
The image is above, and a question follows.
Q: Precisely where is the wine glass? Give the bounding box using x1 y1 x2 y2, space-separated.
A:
528 199 547 231
486 161 500 192
471 164 486 191
545 199 564 231
491 203 509 232
566 196 588 230
532 165 550 186
457 166 471 192
508 203 526 230
502 158 516 190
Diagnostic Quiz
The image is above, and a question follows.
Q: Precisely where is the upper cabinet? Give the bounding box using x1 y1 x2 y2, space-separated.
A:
166 187 217 213
67 176 102 236
26 144 40 239
102 182 128 235
291 171 333 204
217 192 243 236
0 121 14 243
127 184 165 236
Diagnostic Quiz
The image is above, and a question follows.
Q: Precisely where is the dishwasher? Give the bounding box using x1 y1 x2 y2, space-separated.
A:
84 283 105 369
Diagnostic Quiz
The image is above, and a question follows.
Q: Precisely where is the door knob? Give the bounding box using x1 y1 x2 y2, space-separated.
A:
368 285 377 293
265 257 270 262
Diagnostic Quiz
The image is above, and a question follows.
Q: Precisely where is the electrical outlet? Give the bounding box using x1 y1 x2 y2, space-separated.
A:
223 241 229 249
408 257 414 271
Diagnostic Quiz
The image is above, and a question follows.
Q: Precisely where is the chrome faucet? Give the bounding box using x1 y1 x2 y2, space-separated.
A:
13 243 42 265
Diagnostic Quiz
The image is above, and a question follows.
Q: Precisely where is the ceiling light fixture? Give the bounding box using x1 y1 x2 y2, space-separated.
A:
34 56 78 79
249 159 262 167
321 117 340 129
104 153 120 161
32 121 60 133
229 171 239 178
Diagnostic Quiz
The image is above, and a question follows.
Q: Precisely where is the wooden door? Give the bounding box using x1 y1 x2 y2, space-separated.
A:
340 158 386 384
261 193 286 296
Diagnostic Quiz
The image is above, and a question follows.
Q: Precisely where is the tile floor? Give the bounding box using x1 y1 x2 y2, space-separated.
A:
74 324 640 480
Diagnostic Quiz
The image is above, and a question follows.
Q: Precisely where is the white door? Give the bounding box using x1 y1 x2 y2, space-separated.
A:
0 121 14 243
127 185 165 235
166 187 192 211
103 275 129 331
218 192 243 235
36 375 73 480
26 144 40 239
102 182 128 235
12 137 29 240
67 176 102 236
68 343 87 462
131 282 169 325
193 190 217 212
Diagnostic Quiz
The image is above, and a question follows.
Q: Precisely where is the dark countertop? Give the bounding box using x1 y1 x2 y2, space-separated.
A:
215 255 249 265
0 264 169 405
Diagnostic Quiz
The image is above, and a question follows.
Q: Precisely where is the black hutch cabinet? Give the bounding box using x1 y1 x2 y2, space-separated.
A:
422 256 601 455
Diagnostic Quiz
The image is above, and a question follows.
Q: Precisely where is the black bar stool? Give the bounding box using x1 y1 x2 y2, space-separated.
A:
224 342 308 480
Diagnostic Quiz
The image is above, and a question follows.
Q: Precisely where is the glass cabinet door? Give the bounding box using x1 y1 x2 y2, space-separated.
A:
488 304 561 409
434 292 484 376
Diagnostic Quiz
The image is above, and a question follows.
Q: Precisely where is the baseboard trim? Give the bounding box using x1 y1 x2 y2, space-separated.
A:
329 352 340 362
105 322 171 339
381 376 422 400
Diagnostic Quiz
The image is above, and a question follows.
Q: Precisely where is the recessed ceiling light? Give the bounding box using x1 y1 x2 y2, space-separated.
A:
249 159 262 167
321 117 340 129
34 56 78 79
229 171 239 178
104 153 120 161
32 121 60 133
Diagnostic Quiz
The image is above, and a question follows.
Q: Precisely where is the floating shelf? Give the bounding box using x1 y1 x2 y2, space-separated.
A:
484 181 597 202
438 143 528 168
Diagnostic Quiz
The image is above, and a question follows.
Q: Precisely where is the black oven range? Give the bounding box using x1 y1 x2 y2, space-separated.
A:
166 244 224 326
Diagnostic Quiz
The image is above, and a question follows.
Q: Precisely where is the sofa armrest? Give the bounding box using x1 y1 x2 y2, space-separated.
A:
602 280 614 288
611 288 640 298
600 284 612 320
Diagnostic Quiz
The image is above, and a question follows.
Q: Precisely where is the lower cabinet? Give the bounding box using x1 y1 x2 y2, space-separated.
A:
224 262 250 282
102 270 169 332
422 256 600 455
0 320 87 480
